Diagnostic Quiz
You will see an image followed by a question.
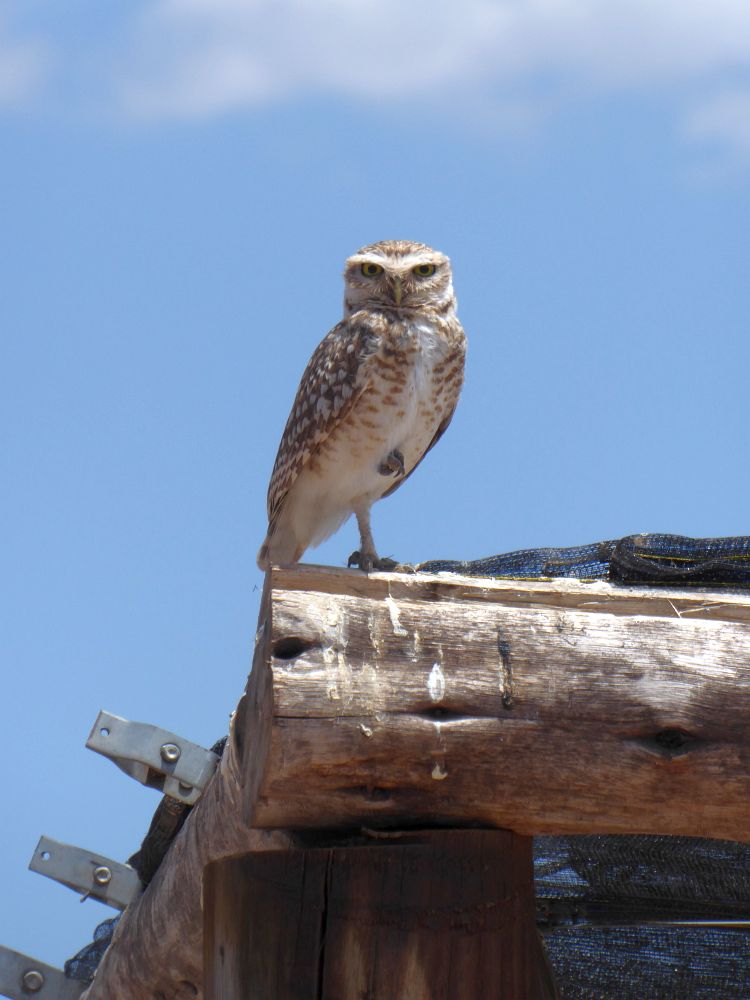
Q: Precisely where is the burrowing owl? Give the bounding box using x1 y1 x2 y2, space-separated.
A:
257 239 466 572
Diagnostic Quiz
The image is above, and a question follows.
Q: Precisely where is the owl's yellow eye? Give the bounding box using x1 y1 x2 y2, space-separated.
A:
361 262 384 277
413 264 436 277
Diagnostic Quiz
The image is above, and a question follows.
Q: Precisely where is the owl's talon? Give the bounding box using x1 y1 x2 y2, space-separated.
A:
348 549 375 572
348 551 406 573
378 448 405 477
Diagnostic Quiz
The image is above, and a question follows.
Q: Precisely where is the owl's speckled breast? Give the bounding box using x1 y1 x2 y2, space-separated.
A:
311 314 464 510
368 319 452 470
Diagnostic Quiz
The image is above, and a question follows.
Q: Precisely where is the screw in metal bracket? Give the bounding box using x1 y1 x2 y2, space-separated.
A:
160 743 181 764
92 865 112 886
22 968 45 992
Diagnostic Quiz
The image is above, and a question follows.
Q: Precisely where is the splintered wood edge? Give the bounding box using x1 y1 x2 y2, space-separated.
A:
267 563 750 624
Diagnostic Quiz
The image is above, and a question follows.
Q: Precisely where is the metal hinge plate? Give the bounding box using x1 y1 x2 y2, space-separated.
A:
29 836 141 910
85 710 219 805
0 946 84 999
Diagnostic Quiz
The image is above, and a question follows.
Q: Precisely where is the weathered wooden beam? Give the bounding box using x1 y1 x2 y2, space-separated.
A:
241 565 750 839
204 829 557 1000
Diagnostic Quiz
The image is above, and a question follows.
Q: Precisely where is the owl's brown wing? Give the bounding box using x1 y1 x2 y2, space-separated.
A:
266 318 379 526
380 403 459 500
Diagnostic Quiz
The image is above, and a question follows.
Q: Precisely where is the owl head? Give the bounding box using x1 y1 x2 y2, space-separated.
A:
343 240 455 317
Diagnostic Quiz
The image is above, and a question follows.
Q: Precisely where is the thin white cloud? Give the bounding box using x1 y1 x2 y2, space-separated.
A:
0 16 47 106
123 1 750 102
95 0 750 161
685 88 750 157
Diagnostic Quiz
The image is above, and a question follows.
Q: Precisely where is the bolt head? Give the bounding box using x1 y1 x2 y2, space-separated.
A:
22 969 45 992
93 865 112 886
160 742 181 764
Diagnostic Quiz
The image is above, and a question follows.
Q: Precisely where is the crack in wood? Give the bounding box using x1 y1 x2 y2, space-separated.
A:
346 786 393 802
315 851 333 999
415 707 479 723
277 710 495 723
498 630 514 709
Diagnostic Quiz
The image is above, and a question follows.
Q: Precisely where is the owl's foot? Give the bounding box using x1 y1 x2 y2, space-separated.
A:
378 448 405 477
348 549 376 571
348 550 401 573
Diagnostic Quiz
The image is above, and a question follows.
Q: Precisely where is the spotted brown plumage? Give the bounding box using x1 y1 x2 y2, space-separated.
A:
257 240 467 572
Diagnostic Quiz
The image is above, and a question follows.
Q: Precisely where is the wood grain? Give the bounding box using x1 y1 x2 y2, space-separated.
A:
204 830 557 1000
242 565 750 839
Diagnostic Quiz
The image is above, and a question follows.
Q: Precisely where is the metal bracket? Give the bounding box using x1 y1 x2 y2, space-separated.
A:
85 710 219 805
28 836 141 910
0 946 84 999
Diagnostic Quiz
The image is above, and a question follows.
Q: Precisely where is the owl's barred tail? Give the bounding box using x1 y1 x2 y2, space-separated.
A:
257 540 270 572
257 524 304 570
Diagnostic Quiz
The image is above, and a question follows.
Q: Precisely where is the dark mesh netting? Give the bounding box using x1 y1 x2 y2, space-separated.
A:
535 836 750 999
64 916 119 982
65 536 750 995
543 926 749 1000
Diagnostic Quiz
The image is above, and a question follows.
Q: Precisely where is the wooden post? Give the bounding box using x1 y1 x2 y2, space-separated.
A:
204 830 556 1000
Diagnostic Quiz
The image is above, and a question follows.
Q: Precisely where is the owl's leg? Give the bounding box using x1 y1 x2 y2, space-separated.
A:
348 506 398 572
378 448 405 477
348 506 378 572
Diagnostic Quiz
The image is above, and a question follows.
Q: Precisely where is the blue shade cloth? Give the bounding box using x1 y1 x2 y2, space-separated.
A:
420 533 750 586
420 540 617 579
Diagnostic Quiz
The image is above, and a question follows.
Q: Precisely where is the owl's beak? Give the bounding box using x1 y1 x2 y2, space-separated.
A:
393 276 403 306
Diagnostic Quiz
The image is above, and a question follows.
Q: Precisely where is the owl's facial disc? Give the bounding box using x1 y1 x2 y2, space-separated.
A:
343 241 454 317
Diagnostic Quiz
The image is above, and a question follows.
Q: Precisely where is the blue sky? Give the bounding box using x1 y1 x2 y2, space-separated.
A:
2 0 750 972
